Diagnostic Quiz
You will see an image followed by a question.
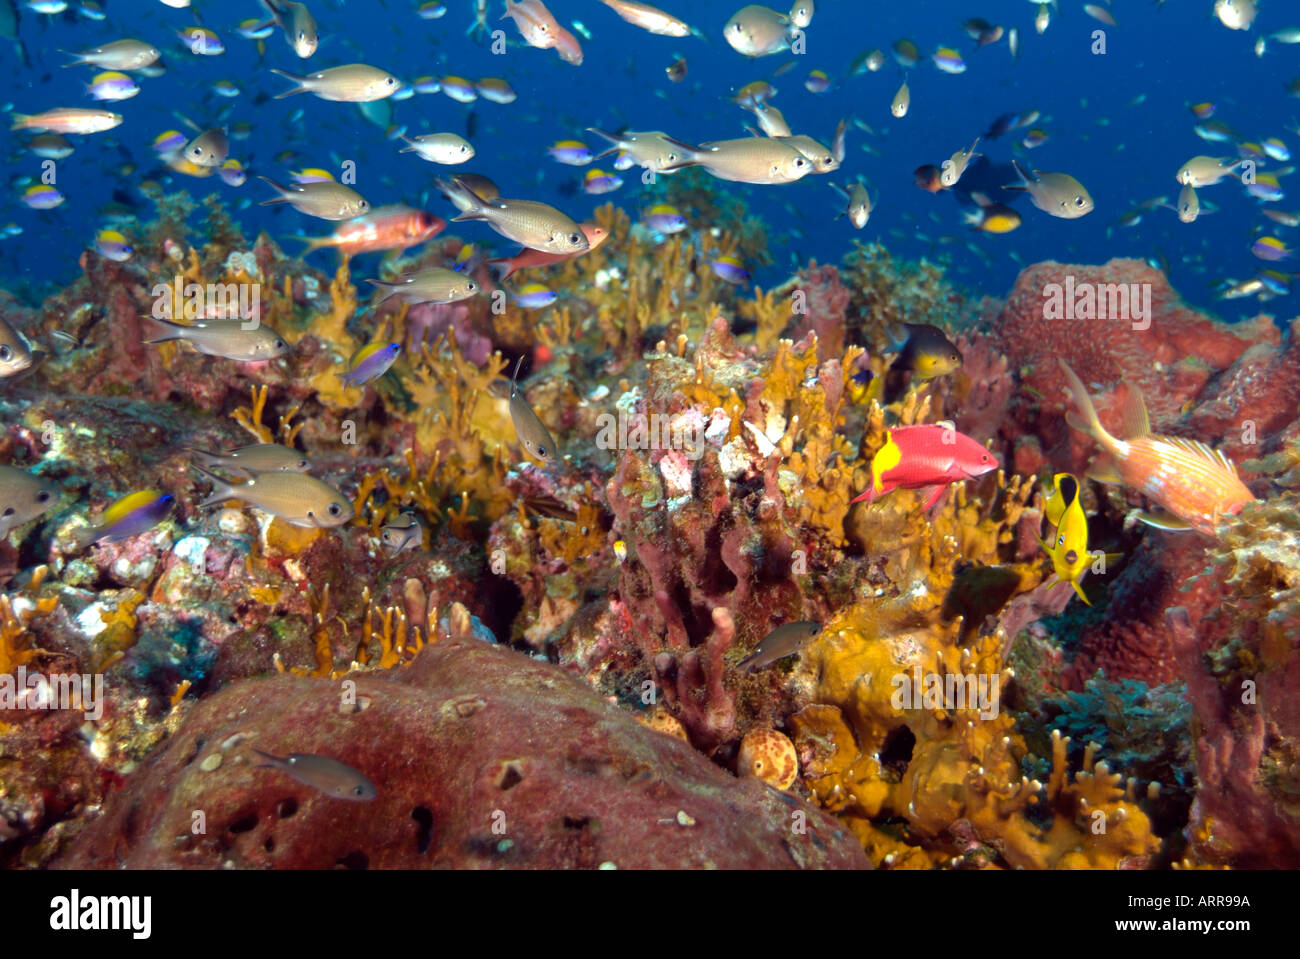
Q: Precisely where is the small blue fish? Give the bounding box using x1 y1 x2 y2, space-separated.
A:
343 342 402 387
73 490 173 550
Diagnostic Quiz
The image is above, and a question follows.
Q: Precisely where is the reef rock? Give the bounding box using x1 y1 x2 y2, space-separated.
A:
56 639 867 869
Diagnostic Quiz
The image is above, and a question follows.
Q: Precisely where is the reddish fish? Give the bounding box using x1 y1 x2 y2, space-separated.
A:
487 222 609 279
502 0 583 64
850 423 998 509
289 205 445 258
1058 360 1255 537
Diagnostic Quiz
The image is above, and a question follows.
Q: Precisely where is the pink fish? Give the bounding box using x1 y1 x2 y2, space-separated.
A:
1058 360 1255 536
502 0 583 64
850 423 998 509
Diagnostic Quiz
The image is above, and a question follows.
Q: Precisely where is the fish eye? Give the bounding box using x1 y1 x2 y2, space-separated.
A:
298 460 309 469
354 786 366 796
2 507 12 517
537 445 547 457
386 77 397 85
569 233 581 244
36 490 50 502
328 503 342 516
1074 196 1086 207
0 346 10 360
274 338 287 350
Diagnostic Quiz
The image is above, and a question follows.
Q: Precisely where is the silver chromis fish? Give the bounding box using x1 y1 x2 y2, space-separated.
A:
194 466 354 527
443 178 588 254
183 128 228 167
891 79 910 118
368 267 479 305
0 465 56 537
260 0 318 58
187 443 311 477
142 316 290 361
830 180 871 228
258 176 370 220
724 4 793 58
659 135 812 184
270 63 400 102
738 621 823 672
586 128 684 172
251 749 376 801
380 509 423 555
508 356 557 464
940 138 981 187
0 316 34 377
1005 160 1093 218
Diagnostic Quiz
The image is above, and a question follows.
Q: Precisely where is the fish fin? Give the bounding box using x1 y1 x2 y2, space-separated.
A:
185 447 222 469
1058 359 1117 449
1083 453 1123 485
192 464 238 509
139 315 185 344
269 68 308 98
1162 436 1240 475
1133 510 1193 531
8 113 30 131
1116 380 1151 439
849 485 879 505
919 484 947 511
249 747 281 768
970 191 991 208
282 233 329 255
1070 580 1092 606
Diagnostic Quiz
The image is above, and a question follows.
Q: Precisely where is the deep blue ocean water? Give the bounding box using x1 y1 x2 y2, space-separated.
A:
1 0 1295 320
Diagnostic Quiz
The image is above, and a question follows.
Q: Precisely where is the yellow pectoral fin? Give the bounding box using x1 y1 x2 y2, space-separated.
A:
1071 579 1092 606
1134 510 1193 531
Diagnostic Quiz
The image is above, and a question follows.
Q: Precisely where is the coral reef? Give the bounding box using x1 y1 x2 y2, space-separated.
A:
1 180 1297 871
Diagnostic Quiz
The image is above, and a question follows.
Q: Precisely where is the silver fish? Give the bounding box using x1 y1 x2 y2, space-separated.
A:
660 135 812 184
251 749 376 800
63 38 160 71
183 128 228 167
0 465 56 537
187 443 311 477
258 176 370 220
143 316 290 362
368 267 478 305
194 466 353 528
270 63 400 102
586 128 685 172
445 180 587 254
738 621 823 672
261 0 318 58
380 509 423 555
508 356 557 464
1005 160 1093 218
0 316 33 377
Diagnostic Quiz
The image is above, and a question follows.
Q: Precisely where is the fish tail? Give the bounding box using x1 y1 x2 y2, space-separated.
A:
283 233 330 255
269 68 308 98
192 464 237 509
139 314 185 344
485 257 516 281
257 175 290 204
249 747 281 768
1004 159 1032 191
659 135 702 171
185 447 222 470
9 113 30 131
1057 359 1119 452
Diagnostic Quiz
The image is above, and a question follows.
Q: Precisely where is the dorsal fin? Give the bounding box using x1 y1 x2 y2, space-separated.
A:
1161 436 1240 475
1117 380 1150 439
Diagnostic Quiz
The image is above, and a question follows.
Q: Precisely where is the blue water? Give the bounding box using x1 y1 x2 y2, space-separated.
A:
1 0 1294 319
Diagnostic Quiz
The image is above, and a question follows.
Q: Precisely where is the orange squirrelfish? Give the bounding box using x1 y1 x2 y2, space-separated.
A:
487 221 609 279
1058 359 1255 536
502 0 583 64
289 205 445 257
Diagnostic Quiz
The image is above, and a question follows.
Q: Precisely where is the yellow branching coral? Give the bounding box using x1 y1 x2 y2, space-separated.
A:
0 566 58 675
230 384 303 446
406 329 512 522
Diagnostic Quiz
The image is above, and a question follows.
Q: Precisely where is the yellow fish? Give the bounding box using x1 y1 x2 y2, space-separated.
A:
1037 473 1119 605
